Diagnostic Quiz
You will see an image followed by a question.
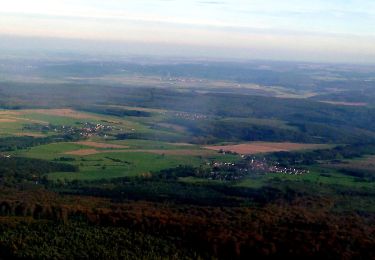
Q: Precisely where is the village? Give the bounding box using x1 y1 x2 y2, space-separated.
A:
202 156 309 181
23 122 115 138
173 111 208 120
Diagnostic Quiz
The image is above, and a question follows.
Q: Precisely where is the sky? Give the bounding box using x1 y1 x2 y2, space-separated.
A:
1 0 375 63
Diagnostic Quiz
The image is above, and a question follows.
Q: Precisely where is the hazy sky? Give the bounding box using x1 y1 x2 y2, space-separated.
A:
1 0 375 63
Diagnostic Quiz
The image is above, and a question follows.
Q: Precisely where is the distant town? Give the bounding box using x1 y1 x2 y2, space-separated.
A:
204 156 309 181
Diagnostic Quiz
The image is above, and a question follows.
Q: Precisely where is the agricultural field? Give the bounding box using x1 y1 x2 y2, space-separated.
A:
1 106 374 186
204 142 328 155
2 108 239 181
325 154 375 173
0 60 374 259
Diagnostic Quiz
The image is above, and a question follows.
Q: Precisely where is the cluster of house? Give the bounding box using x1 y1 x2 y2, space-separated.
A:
24 122 114 137
173 112 207 120
79 122 114 137
200 157 309 181
247 157 309 175
162 76 204 84
201 171 246 181
199 162 247 181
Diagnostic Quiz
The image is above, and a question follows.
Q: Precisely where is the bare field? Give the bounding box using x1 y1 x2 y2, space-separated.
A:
20 109 100 119
157 123 187 132
65 149 100 156
63 148 214 157
320 101 367 106
0 119 18 123
167 142 194 146
8 116 49 124
14 132 46 137
74 141 129 149
329 155 375 172
204 142 326 155
130 149 215 156
0 111 21 116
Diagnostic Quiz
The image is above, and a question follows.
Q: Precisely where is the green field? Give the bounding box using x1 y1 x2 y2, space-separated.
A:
49 152 204 180
2 107 375 188
10 139 237 180
2 109 241 180
233 166 375 189
0 59 375 259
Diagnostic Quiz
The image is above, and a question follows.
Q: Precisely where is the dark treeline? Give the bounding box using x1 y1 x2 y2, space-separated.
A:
0 186 373 260
1 83 375 144
265 143 375 166
0 159 372 259
116 132 187 143
339 168 375 182
165 118 336 144
80 106 152 117
0 61 374 258
0 222 200 259
0 135 81 152
0 157 78 186
53 178 236 206
48 165 273 207
48 164 374 209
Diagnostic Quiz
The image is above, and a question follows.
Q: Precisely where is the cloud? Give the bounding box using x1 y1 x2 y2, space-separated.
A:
197 1 226 5
0 0 374 63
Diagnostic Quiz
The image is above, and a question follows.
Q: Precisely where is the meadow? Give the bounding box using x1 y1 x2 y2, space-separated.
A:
1 109 239 181
0 60 374 258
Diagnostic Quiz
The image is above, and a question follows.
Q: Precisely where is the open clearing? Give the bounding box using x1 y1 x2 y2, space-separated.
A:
19 109 100 119
167 142 194 146
74 141 129 149
157 123 187 132
6 116 49 124
64 148 215 156
320 101 367 106
204 142 326 154
65 142 325 157
14 132 46 137
0 111 21 116
128 149 216 156
325 155 375 172
64 149 100 156
0 119 18 123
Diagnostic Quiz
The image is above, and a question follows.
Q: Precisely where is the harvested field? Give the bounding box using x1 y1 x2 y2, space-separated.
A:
204 142 326 155
0 111 21 116
167 142 194 146
157 123 186 132
74 141 129 149
7 116 49 124
320 101 367 106
326 155 375 172
0 119 18 123
129 149 215 156
63 148 214 157
20 109 100 119
65 149 100 156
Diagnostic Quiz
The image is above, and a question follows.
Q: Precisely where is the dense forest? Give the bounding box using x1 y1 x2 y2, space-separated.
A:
2 83 375 144
0 135 81 152
0 60 374 258
0 148 372 259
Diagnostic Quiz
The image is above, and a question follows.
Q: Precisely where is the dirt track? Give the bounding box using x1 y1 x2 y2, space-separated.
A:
20 109 100 119
64 148 214 156
204 142 325 155
74 141 129 149
65 149 100 156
